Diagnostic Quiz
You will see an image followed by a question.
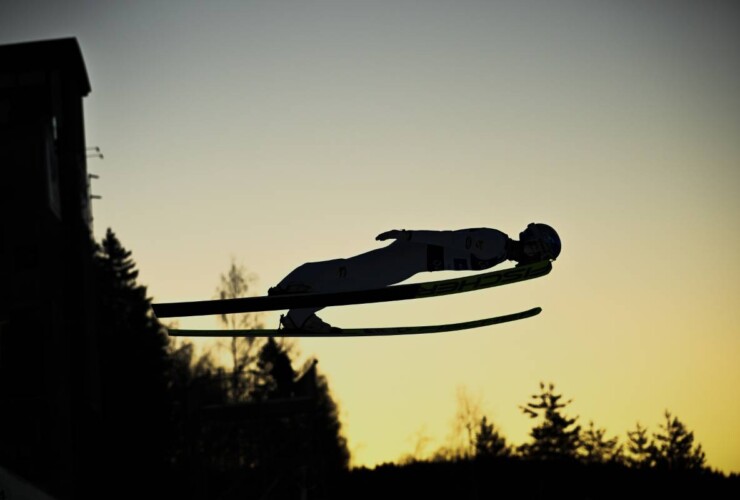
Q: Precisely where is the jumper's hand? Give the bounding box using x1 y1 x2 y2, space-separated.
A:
376 229 411 242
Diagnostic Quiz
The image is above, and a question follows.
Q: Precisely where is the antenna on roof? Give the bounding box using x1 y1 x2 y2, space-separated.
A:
86 146 104 159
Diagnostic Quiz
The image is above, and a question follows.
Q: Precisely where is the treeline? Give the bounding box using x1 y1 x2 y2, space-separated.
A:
421 382 708 470
339 385 739 498
90 229 348 500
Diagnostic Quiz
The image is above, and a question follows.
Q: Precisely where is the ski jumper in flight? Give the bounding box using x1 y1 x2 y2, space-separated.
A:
269 223 561 333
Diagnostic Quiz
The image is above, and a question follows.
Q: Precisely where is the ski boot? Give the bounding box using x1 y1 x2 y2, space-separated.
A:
280 313 341 334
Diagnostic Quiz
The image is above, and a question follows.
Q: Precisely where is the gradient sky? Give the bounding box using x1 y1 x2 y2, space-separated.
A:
3 0 739 471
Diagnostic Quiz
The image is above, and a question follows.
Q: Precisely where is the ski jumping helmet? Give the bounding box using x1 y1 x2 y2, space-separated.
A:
519 223 561 261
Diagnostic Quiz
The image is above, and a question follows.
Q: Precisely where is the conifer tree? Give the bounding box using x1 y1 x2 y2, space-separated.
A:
579 421 621 464
626 422 653 469
475 416 511 458
519 382 580 460
93 228 170 496
651 411 706 471
254 337 296 400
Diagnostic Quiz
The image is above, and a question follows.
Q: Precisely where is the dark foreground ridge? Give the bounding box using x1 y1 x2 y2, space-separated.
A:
330 459 739 500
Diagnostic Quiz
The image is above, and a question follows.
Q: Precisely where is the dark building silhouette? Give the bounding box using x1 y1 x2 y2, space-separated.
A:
0 38 97 499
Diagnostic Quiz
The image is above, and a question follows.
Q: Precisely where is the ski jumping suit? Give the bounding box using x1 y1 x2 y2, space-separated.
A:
277 228 511 325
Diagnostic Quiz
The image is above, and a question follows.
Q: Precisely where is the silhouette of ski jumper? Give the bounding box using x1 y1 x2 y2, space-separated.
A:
271 224 561 332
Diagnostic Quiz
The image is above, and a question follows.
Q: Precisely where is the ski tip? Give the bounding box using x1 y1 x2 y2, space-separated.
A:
526 306 543 318
513 307 542 320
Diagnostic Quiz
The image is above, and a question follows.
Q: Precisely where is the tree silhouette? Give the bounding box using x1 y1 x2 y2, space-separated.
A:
398 427 434 464
651 410 706 472
253 336 296 400
519 382 580 461
312 370 351 474
474 416 511 459
447 386 483 459
215 257 263 402
626 422 654 469
165 338 227 477
579 421 622 464
93 228 170 498
248 344 349 497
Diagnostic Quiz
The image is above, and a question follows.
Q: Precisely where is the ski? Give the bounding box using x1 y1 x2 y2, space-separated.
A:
166 307 542 337
152 260 551 319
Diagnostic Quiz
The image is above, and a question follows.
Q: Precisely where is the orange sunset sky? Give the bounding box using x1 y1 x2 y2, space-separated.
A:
2 0 739 472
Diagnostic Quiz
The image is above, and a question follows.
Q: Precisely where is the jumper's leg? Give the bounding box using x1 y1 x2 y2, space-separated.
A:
276 241 428 326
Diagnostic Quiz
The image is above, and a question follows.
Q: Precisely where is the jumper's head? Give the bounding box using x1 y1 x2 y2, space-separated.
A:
519 223 561 262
